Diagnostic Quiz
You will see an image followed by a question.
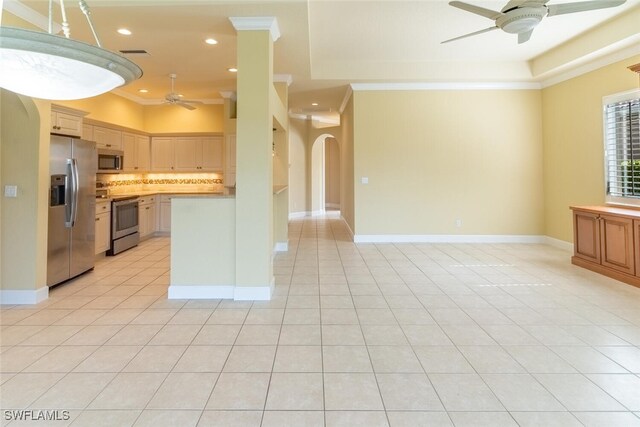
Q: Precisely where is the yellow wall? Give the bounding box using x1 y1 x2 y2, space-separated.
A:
325 138 341 207
144 104 224 134
0 91 49 292
352 89 544 236
57 93 145 130
341 96 355 234
542 55 640 242
288 118 309 214
58 94 224 133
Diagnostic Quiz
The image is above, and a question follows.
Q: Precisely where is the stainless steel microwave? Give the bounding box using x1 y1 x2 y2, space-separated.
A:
97 149 124 173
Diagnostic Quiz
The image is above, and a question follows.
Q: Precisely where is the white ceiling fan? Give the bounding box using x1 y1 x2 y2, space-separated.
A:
442 0 626 44
163 74 202 110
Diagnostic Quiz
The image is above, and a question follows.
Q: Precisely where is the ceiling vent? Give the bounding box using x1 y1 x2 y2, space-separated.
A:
119 49 149 56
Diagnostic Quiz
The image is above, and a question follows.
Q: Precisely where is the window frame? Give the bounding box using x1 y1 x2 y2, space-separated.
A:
603 89 640 207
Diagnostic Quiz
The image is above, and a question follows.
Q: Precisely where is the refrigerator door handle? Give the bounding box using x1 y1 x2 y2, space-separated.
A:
66 158 79 227
64 159 73 227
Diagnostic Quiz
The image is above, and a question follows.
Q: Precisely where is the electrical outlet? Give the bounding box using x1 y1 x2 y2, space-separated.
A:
455 219 462 227
4 185 17 198
361 177 369 184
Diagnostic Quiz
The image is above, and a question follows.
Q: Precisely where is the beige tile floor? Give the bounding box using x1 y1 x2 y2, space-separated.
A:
1 215 640 426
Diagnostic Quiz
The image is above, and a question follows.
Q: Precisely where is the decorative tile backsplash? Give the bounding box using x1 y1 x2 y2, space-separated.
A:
99 173 224 194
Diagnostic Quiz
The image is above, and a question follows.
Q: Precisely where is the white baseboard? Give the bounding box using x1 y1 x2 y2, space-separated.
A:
325 203 340 209
353 234 546 244
274 242 289 252
342 216 355 241
0 286 49 305
543 236 574 252
168 285 234 299
289 211 308 220
311 209 325 216
234 283 273 300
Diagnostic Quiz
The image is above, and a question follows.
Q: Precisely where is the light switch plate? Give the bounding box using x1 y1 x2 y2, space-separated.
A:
361 177 369 184
4 185 18 198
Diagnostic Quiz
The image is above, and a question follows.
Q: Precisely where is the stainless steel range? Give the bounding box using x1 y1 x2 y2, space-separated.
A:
108 195 140 255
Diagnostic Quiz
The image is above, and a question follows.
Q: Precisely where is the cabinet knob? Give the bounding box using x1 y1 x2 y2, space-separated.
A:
135 167 138 170
106 144 111 147
146 207 150 210
96 217 100 221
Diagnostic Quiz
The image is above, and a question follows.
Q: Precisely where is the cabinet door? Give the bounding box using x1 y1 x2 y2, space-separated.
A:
122 132 137 171
600 214 635 275
95 212 111 254
137 135 151 171
55 112 83 137
202 137 223 171
94 126 122 150
174 137 199 171
573 211 601 263
151 137 175 171
160 201 172 232
82 124 94 141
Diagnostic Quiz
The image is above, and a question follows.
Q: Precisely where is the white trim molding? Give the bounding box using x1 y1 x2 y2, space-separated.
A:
543 236 574 252
0 286 48 305
289 211 308 219
274 74 293 86
339 85 353 114
234 283 274 301
350 82 541 91
353 234 546 244
168 285 234 299
229 17 280 42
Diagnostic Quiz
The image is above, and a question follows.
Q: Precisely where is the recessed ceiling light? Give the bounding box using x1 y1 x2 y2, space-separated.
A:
178 94 184 97
205 38 218 45
228 67 237 73
138 89 148 93
117 28 132 36
311 102 319 106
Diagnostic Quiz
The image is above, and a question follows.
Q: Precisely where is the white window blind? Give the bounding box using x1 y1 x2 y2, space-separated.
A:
604 91 640 203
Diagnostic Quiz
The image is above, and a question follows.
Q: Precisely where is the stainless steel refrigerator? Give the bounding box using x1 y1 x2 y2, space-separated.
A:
47 136 97 287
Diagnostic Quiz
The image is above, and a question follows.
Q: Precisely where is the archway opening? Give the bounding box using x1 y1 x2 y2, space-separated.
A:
311 133 340 215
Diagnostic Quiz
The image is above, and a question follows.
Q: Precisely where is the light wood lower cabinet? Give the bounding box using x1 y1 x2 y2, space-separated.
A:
138 196 157 239
95 201 111 255
159 196 172 233
571 206 640 287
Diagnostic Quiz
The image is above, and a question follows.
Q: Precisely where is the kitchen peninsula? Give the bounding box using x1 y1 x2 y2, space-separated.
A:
169 185 288 300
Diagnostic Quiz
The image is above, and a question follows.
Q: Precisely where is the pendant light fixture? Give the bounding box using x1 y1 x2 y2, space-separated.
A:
0 0 142 100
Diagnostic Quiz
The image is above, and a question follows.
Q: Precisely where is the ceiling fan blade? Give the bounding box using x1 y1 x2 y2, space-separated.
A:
547 0 625 16
179 99 204 104
441 26 499 44
177 102 197 111
449 1 503 19
518 28 534 43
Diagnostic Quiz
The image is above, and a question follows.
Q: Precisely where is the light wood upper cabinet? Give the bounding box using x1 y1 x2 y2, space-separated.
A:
82 124 94 141
152 136 223 172
174 137 200 171
123 132 150 172
202 137 223 171
93 126 122 150
51 105 85 137
151 137 175 171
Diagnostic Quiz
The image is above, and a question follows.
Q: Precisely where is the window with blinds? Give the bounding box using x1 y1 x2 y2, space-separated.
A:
604 90 640 205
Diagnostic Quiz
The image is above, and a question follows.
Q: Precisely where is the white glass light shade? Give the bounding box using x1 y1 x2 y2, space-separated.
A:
0 27 142 100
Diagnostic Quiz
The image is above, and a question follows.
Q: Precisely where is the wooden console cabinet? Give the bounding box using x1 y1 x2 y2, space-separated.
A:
571 206 640 288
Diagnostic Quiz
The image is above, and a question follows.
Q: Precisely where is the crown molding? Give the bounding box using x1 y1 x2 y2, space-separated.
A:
538 38 640 88
3 0 62 32
219 91 237 100
229 17 280 42
111 89 223 105
350 82 541 91
339 85 353 114
274 74 293 86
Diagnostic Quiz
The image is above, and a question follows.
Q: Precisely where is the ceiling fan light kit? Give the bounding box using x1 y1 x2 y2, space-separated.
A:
0 0 142 100
443 0 626 44
164 74 202 110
